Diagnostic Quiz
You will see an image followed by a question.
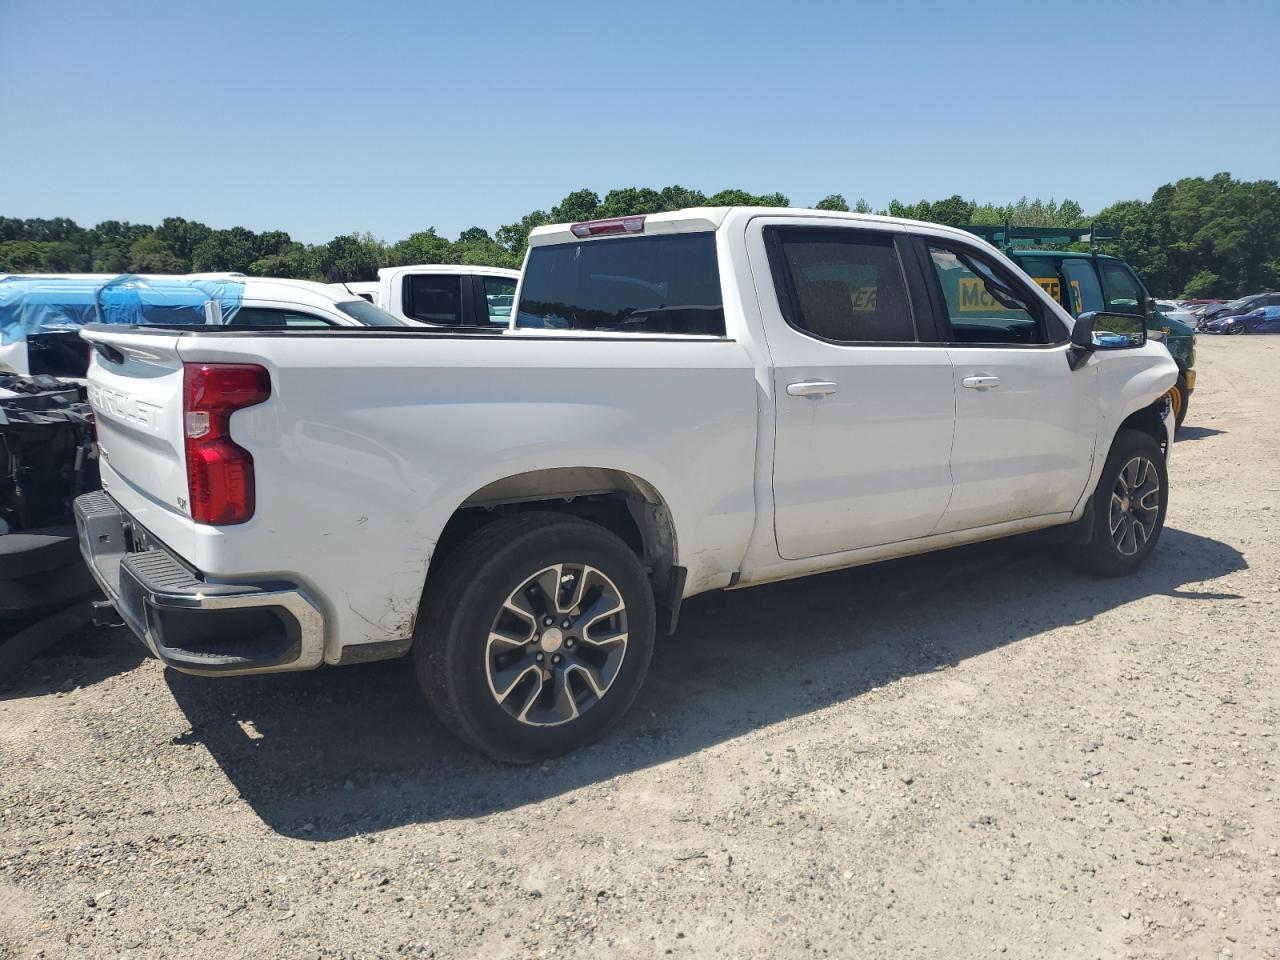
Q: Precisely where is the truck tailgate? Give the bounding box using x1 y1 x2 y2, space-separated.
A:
81 328 196 560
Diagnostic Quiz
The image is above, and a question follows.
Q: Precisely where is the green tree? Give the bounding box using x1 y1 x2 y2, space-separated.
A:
1180 269 1220 299
153 217 211 271
656 185 707 211
128 234 186 273
551 189 601 223
496 210 550 260
318 233 388 282
928 195 976 227
596 187 661 218
814 194 849 212
707 189 789 207
390 228 458 266
191 227 261 273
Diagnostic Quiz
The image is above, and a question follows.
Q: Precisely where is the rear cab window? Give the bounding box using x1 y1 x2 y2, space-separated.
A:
764 227 917 343
516 233 725 336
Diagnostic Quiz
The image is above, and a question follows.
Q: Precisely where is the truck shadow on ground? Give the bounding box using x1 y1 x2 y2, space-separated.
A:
164 526 1244 840
1 619 145 700
1175 426 1227 443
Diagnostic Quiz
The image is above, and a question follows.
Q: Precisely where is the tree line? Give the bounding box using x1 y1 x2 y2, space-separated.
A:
2 173 1276 298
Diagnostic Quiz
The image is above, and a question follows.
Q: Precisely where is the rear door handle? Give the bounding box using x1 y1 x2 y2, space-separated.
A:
961 375 1000 390
786 380 839 398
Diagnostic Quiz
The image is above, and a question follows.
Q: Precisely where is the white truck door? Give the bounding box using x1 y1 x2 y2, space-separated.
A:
916 238 1098 534
748 220 956 560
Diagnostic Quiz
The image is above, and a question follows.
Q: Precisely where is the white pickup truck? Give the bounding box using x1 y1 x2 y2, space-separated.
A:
333 265 520 327
75 207 1176 761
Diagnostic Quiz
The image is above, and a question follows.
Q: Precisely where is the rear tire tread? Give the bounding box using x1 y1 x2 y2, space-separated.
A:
413 512 655 763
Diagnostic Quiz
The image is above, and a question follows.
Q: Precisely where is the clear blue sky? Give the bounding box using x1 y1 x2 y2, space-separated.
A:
2 0 1276 244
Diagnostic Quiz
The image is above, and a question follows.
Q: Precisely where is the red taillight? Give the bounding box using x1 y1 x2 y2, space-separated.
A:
182 363 271 525
569 215 646 238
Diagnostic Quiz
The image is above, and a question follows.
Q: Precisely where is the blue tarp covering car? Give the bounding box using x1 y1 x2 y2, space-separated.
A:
0 274 245 376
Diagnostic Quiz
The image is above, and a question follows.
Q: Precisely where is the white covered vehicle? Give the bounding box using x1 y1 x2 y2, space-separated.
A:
75 208 1176 761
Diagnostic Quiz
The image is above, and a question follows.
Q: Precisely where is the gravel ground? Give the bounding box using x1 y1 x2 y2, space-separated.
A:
2 336 1277 960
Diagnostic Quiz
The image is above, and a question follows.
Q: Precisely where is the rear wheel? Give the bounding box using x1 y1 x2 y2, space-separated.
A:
1071 428 1168 577
413 513 656 763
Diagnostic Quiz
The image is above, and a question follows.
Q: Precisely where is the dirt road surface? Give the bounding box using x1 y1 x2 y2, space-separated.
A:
2 336 1277 960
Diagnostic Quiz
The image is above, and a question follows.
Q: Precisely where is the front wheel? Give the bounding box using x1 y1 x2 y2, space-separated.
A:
413 513 656 763
1227 323 1245 335
1071 428 1168 577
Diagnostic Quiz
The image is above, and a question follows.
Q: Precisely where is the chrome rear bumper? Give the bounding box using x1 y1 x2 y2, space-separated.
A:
73 490 324 676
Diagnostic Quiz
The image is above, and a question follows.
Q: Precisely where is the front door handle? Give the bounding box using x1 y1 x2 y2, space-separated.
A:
961 375 1000 390
787 380 839 398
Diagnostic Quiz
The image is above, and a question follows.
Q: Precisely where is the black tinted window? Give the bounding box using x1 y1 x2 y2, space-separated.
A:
768 228 915 342
335 299 404 326
1099 261 1146 316
517 233 724 335
1014 256 1066 307
228 307 332 328
406 275 463 325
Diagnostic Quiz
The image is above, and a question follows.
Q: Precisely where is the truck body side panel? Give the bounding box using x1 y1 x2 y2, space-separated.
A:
86 330 759 659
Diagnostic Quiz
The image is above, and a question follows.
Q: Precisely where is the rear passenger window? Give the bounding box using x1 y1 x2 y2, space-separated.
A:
766 228 915 343
405 275 463 325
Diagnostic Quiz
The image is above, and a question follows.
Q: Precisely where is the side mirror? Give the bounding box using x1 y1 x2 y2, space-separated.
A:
1070 312 1097 351
1069 311 1146 370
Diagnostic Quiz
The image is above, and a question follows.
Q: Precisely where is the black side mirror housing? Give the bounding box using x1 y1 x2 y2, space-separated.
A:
1071 312 1097 351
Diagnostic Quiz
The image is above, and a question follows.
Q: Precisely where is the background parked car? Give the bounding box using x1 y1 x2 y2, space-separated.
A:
371 265 520 327
1195 292 1280 328
1206 305 1280 335
1156 299 1199 328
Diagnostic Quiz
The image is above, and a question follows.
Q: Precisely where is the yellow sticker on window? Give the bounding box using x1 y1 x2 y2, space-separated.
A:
850 286 877 312
1033 277 1061 301
958 277 1008 311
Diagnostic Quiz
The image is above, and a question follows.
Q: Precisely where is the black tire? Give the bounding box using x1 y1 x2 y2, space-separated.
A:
412 513 655 763
1227 323 1245 335
1169 374 1189 430
1071 428 1168 577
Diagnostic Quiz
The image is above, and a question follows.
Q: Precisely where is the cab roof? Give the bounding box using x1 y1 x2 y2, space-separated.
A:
527 206 989 248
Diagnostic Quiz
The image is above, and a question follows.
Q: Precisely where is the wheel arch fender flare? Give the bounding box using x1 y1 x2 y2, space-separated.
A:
1074 349 1177 517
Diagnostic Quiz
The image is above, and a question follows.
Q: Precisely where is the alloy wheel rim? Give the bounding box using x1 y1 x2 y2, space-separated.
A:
1109 456 1161 556
485 563 628 727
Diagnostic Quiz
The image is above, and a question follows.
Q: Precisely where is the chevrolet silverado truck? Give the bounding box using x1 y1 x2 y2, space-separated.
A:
74 208 1176 761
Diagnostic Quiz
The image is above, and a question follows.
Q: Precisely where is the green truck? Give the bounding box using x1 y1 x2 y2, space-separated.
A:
963 225 1196 429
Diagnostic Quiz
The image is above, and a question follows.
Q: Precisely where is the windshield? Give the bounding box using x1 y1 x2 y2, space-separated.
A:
517 233 725 335
336 299 407 326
